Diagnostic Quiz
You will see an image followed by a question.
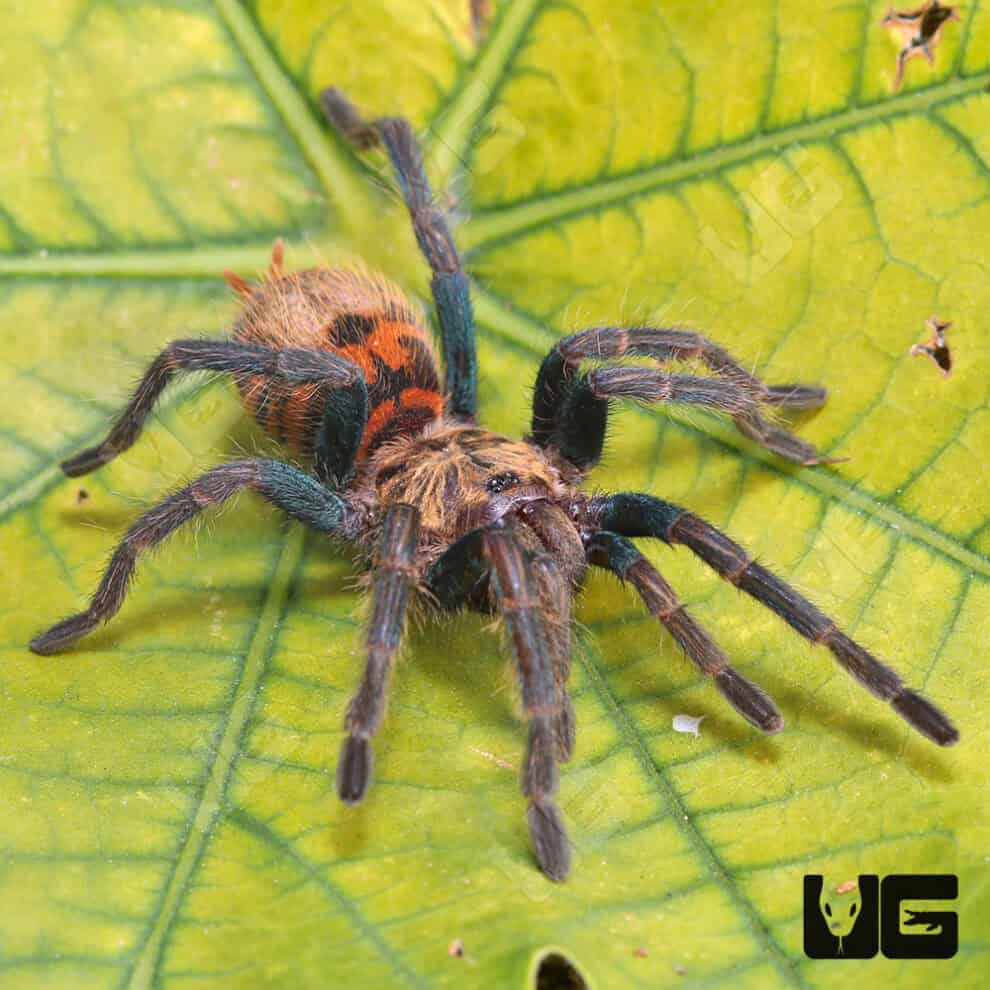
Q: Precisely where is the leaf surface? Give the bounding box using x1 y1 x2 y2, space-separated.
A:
1 2 988 987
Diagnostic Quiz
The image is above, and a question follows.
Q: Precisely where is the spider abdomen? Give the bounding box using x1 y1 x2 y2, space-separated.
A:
233 267 444 459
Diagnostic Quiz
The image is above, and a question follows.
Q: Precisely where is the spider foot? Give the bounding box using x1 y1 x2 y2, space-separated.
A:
763 384 828 411
733 411 845 466
61 445 112 477
337 735 374 804
892 688 959 746
715 668 785 733
320 87 379 150
527 798 571 882
29 612 95 655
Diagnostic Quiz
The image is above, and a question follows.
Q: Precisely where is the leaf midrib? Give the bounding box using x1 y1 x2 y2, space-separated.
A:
459 70 990 251
426 0 544 183
212 0 368 232
124 525 307 989
5 279 985 590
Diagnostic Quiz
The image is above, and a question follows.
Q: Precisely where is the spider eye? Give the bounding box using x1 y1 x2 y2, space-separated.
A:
824 903 832 917
850 903 857 916
487 471 520 494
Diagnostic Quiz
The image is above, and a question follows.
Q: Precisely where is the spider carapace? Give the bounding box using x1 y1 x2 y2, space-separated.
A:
30 89 959 882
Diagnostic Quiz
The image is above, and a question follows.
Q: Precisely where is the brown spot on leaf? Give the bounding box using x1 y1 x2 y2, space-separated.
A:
881 3 959 90
910 314 953 376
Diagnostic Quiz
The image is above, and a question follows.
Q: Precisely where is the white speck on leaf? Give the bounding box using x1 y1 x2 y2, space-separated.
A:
470 747 515 771
672 714 705 737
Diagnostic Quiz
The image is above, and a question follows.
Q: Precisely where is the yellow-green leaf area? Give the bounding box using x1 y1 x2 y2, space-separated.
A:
252 0 477 125
0 0 324 250
1 2 988 989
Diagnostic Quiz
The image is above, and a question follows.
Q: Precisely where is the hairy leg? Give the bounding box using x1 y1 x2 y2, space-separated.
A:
30 460 354 655
530 554 576 761
532 325 831 469
484 520 570 881
63 339 368 485
321 87 477 419
589 492 959 746
587 530 783 731
424 523 576 877
425 525 576 759
338 504 420 804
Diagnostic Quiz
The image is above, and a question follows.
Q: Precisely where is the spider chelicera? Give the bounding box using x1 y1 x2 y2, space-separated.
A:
30 88 959 881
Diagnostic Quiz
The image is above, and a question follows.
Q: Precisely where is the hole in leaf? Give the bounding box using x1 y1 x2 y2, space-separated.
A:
535 951 587 990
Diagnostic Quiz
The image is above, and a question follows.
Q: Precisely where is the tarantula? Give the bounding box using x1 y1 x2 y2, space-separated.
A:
30 89 958 882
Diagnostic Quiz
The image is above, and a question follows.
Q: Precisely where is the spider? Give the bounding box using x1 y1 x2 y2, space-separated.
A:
30 88 959 882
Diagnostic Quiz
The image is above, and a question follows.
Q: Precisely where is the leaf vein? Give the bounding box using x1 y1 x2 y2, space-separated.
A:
575 637 810 989
122 525 307 989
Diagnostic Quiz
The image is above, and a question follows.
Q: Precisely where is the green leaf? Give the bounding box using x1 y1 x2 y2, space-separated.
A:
1 1 987 987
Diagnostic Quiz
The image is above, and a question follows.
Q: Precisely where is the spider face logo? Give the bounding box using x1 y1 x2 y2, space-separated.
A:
804 874 958 959
818 882 864 954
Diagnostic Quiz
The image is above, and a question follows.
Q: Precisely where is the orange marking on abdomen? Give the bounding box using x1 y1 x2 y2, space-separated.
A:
359 398 397 459
329 320 427 382
366 321 421 371
398 386 444 418
332 342 379 384
278 383 321 451
235 300 443 459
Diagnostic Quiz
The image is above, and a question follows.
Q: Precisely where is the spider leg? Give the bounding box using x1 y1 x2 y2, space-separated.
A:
338 504 420 804
425 524 575 876
30 460 354 655
732 407 836 467
530 554 576 761
587 531 783 732
61 340 368 486
763 383 829 409
484 520 571 881
425 529 575 761
532 325 831 470
320 88 477 420
589 492 959 746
